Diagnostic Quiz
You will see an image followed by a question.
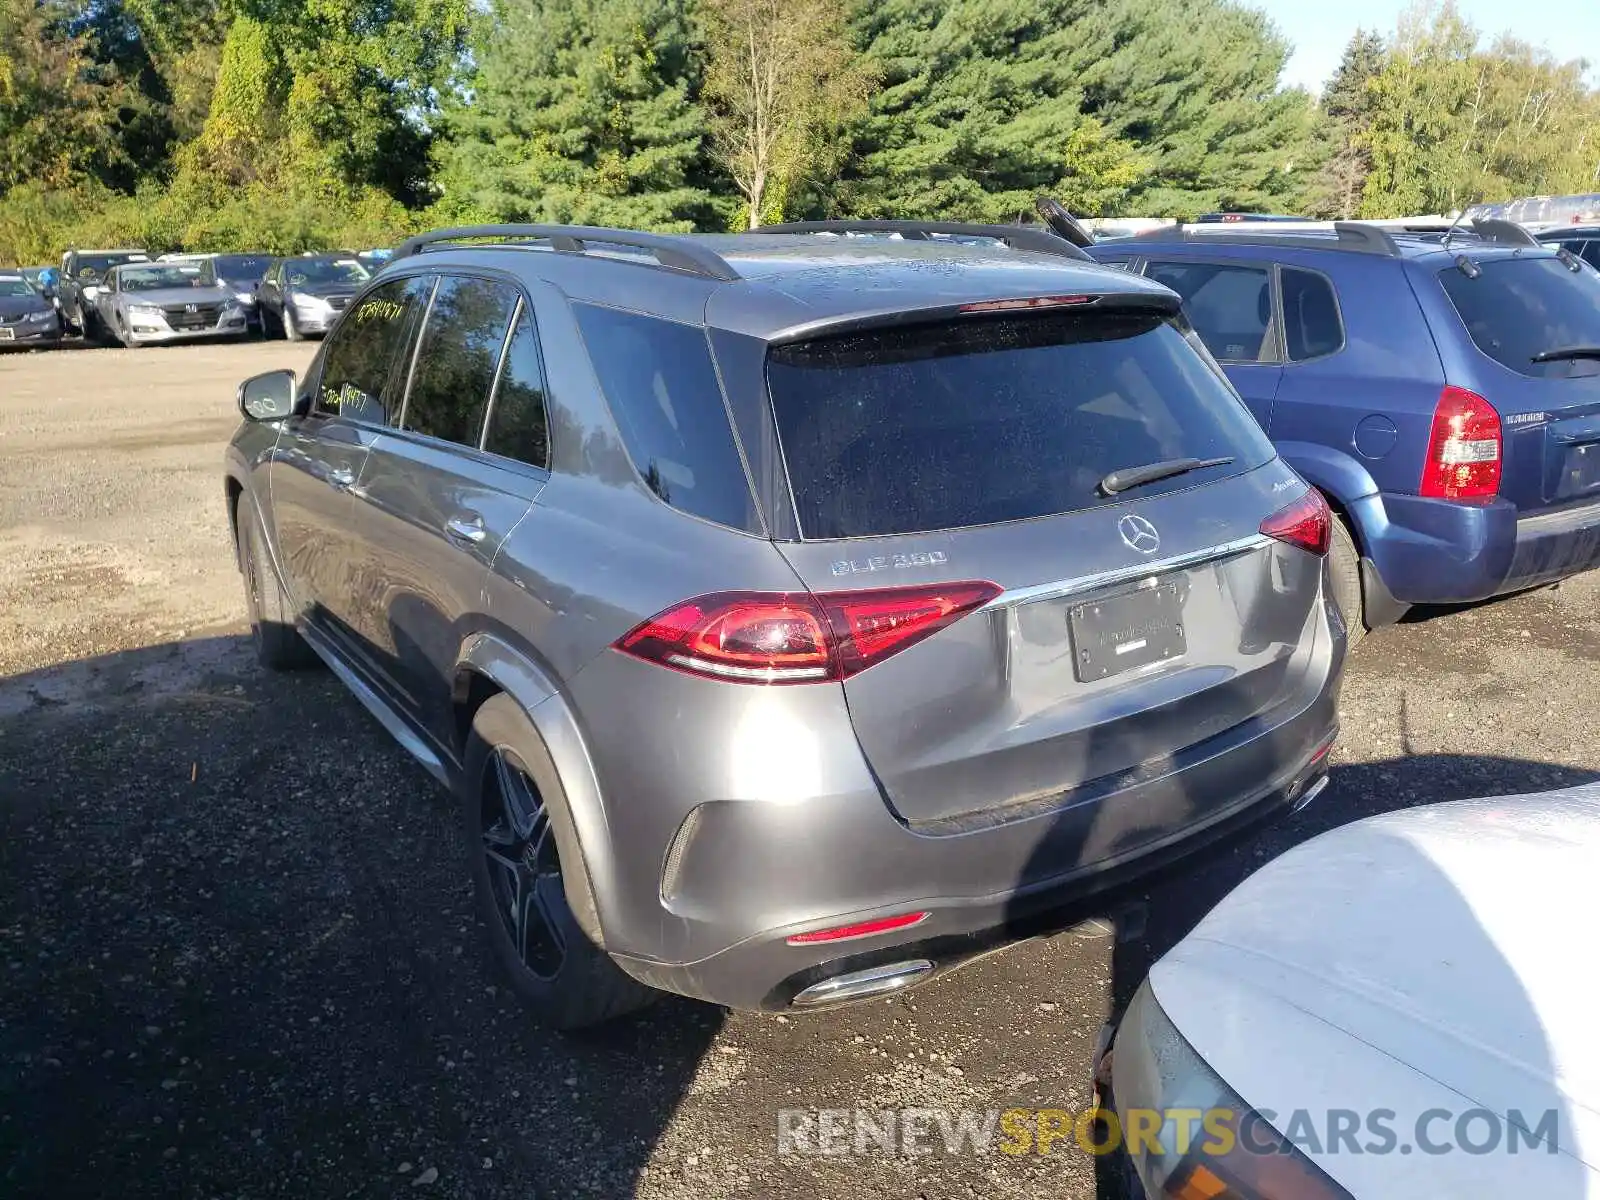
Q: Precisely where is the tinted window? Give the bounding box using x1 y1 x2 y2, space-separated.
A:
767 312 1276 539
1280 268 1344 361
316 277 427 422
1438 257 1600 379
1145 261 1276 362
402 276 518 447
574 305 755 530
485 308 551 468
1581 242 1600 269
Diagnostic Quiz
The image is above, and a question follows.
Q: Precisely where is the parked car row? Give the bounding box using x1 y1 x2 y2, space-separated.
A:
2 247 393 350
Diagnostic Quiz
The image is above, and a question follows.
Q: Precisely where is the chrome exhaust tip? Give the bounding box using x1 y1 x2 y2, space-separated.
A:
1290 774 1330 814
791 959 934 1008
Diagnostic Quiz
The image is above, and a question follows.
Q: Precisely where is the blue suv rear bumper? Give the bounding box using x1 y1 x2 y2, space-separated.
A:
1359 492 1600 606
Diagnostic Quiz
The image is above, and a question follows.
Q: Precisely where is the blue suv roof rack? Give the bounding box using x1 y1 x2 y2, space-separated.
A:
1134 221 1403 257
390 224 743 282
749 220 1093 261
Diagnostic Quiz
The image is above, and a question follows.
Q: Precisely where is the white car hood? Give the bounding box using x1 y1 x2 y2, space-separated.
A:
1151 784 1600 1197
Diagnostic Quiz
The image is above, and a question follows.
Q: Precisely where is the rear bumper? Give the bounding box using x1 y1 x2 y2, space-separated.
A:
1361 492 1600 605
596 625 1344 1011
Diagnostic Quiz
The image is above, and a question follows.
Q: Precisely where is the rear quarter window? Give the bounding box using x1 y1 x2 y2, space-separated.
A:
574 304 758 532
1438 256 1600 379
767 310 1276 539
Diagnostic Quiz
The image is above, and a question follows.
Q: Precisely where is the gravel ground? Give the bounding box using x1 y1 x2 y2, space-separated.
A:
3 342 1599 1199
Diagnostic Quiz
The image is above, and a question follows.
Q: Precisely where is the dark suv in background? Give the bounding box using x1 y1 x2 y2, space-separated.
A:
1091 220 1600 643
225 221 1343 1027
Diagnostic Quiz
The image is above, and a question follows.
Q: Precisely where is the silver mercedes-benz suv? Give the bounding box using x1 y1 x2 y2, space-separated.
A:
223 221 1345 1028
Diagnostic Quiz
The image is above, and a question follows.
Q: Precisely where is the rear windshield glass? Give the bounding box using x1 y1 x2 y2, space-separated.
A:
767 312 1275 539
1438 256 1600 379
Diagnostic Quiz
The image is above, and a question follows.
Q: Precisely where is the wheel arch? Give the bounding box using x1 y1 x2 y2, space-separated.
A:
1276 440 1380 552
452 634 612 950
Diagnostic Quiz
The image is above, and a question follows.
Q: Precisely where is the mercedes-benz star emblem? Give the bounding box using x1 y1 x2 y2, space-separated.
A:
1118 514 1161 555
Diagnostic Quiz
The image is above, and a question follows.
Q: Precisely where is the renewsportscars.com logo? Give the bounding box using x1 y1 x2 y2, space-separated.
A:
776 1106 1561 1159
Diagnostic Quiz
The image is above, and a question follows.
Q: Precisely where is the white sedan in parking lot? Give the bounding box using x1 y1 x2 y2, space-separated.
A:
1109 784 1600 1197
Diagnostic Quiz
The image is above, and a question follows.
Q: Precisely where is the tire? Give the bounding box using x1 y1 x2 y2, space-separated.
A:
237 496 319 670
283 307 304 342
1328 511 1366 650
463 694 656 1030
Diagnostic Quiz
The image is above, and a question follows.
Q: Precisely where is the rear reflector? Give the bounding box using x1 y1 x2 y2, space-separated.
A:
786 911 930 945
1421 386 1501 502
1260 489 1331 556
958 294 1098 313
615 581 1001 684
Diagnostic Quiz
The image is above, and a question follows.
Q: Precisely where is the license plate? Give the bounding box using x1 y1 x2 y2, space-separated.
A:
1558 443 1600 500
1069 582 1187 683
0 328 13 341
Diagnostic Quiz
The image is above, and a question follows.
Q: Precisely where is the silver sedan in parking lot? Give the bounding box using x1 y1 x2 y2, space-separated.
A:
94 260 249 347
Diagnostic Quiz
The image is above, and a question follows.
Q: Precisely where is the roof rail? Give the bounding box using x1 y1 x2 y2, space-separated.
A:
1133 220 1401 257
390 224 741 282
749 220 1093 261
1470 217 1541 248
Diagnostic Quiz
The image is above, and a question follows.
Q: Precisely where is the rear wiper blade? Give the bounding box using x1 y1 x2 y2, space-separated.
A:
1531 346 1600 364
1098 456 1234 496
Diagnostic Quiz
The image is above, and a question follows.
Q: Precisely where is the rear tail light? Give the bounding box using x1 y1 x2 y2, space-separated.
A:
1421 386 1501 502
959 294 1098 313
615 581 1002 684
1260 489 1331 556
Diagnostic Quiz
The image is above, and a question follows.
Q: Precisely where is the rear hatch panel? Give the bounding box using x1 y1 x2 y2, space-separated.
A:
762 307 1333 828
1430 253 1600 513
776 466 1326 826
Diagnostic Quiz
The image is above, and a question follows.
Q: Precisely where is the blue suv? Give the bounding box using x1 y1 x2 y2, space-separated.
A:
1090 220 1600 642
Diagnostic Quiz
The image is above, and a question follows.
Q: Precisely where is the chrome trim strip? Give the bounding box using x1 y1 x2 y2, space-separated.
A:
982 533 1273 610
304 632 450 786
1518 499 1600 538
791 960 935 1008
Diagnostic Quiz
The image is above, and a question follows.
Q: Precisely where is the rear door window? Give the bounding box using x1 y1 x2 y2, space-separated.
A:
1144 261 1277 363
484 307 551 469
1437 256 1600 378
315 276 431 422
767 311 1276 539
1280 268 1344 361
401 275 519 447
575 304 757 531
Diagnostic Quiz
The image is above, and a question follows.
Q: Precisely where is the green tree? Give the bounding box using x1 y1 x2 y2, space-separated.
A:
1359 2 1600 216
433 0 717 231
701 0 875 227
1308 29 1385 217
1082 0 1321 215
839 0 1316 222
0 0 130 195
836 0 1149 221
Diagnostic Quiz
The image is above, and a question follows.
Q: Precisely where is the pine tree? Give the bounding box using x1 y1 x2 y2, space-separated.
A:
836 0 1148 221
838 0 1319 222
1309 30 1386 217
434 0 718 231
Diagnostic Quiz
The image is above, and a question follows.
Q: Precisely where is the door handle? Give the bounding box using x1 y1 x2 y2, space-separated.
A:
328 465 356 490
446 515 487 546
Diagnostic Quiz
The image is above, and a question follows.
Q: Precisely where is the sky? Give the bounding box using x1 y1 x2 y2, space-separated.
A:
1258 0 1600 92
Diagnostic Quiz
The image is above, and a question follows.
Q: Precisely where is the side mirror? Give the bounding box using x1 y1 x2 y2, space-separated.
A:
238 369 299 422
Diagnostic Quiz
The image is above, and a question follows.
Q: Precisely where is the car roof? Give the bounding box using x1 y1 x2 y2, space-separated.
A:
1096 225 1560 268
1537 225 1600 237
403 233 1172 342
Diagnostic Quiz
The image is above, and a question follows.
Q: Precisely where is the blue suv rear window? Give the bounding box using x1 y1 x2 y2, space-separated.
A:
767 311 1275 540
1439 257 1600 379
